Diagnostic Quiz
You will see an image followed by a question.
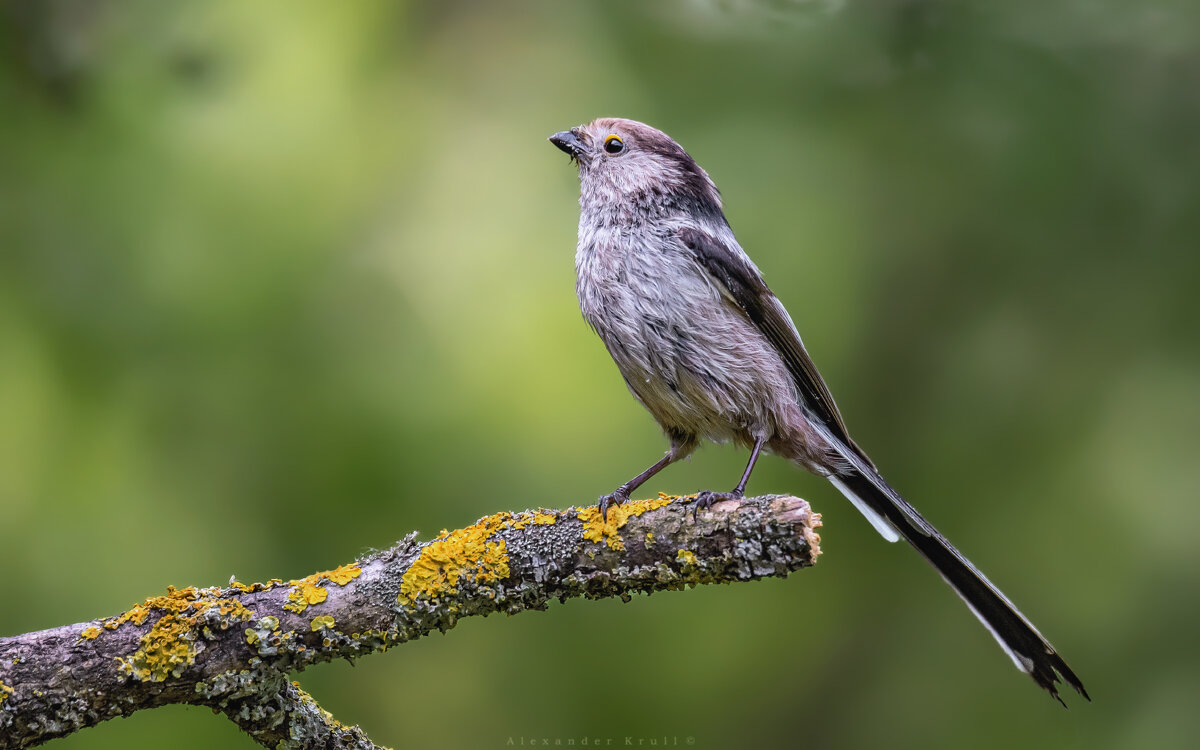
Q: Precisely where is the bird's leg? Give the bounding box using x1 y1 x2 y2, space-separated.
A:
691 436 766 516
599 452 677 520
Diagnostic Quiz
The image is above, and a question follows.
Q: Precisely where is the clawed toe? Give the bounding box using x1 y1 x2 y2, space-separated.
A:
599 490 629 521
689 488 744 519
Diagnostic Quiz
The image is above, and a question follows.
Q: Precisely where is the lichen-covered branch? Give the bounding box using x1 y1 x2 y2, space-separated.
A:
218 678 387 750
0 494 821 749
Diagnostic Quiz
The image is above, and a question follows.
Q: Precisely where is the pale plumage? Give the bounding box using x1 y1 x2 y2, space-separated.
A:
550 117 1088 705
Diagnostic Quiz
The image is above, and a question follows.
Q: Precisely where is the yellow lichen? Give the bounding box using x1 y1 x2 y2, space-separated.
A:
283 563 361 614
322 564 361 586
79 625 102 641
310 615 335 631
285 583 328 613
230 578 284 593
501 509 558 531
105 586 201 629
119 615 194 681
578 496 674 551
0 680 13 706
676 549 698 566
108 586 256 682
398 511 513 606
246 615 282 648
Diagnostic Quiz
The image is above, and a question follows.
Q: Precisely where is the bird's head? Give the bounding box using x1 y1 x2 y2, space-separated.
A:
549 117 722 217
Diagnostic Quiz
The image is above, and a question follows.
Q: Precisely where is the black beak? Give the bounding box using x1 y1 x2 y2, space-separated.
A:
549 129 585 159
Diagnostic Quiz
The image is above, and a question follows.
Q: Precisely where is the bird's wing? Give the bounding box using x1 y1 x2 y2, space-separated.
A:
676 226 942 535
676 226 871 465
676 233 1086 703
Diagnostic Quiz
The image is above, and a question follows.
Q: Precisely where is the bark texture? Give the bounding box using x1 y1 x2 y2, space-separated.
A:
0 494 821 749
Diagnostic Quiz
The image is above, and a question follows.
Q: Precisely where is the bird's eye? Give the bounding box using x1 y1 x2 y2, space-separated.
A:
604 134 625 154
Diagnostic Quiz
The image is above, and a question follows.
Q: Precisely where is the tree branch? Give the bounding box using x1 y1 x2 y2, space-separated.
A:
0 494 821 749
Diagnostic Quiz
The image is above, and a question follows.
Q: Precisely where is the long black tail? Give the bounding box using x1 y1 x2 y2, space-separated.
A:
829 468 1089 706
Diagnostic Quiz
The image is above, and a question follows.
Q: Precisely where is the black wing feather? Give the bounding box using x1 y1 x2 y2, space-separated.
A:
677 226 870 465
676 226 1089 704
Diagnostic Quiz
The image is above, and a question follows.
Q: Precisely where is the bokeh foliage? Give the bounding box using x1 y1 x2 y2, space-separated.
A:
2 1 1198 748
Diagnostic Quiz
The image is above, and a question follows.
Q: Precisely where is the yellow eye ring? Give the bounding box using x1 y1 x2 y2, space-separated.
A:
603 134 625 154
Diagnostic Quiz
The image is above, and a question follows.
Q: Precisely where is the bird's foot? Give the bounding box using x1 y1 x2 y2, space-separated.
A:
689 488 744 519
598 488 630 521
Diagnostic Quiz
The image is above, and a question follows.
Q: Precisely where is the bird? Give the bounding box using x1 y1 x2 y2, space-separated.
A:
548 117 1088 705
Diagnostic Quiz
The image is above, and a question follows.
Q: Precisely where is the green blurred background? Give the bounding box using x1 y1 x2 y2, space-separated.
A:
2 1 1198 748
